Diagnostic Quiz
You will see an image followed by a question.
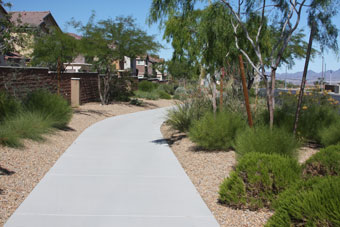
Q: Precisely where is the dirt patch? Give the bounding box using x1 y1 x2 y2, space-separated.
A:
0 99 174 226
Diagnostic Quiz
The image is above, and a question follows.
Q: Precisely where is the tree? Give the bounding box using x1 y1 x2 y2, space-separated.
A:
293 2 339 135
71 13 162 104
30 28 80 70
149 0 338 128
0 1 29 65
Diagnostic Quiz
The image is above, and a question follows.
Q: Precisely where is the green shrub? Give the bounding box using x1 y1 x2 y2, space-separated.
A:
134 90 160 100
24 90 72 129
129 98 143 106
218 172 246 207
319 121 340 147
219 153 301 209
109 77 133 102
166 96 212 132
138 80 157 92
0 91 22 122
189 111 245 150
158 90 171 99
268 91 340 143
303 144 340 177
0 111 52 147
266 176 340 227
158 84 175 95
235 125 299 158
173 86 187 100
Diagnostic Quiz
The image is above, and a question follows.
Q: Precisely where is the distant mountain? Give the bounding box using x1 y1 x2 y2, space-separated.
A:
277 68 340 85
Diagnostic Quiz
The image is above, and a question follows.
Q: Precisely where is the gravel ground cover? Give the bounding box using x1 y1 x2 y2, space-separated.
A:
160 123 319 227
0 99 174 226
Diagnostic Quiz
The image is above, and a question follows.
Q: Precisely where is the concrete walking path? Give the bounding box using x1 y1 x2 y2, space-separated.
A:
5 107 219 227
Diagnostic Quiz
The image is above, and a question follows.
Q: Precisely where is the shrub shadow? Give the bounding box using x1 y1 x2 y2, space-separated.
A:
0 166 15 176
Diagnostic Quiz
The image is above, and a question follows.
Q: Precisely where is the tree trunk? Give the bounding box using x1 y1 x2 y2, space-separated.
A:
98 74 105 105
211 75 217 115
239 55 253 127
293 23 315 135
220 68 225 110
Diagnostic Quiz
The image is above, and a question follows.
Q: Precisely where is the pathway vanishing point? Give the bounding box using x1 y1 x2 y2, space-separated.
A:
5 107 219 227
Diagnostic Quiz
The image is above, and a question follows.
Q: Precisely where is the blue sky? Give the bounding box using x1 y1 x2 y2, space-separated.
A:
9 0 340 74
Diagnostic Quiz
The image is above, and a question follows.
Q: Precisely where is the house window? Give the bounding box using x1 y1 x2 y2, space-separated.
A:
137 60 145 65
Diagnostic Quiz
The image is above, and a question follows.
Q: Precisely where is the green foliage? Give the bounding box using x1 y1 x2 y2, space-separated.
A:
218 172 246 207
303 144 340 177
138 80 158 92
129 98 143 106
266 176 340 227
31 28 79 70
173 86 187 100
158 84 175 95
158 90 171 99
319 121 340 147
133 90 160 100
235 125 299 158
0 111 52 147
166 95 211 132
0 91 21 122
189 111 245 150
109 77 133 102
219 153 301 209
264 91 339 143
24 90 72 129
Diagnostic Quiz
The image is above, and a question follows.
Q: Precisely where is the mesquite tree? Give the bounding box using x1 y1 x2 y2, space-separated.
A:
71 13 161 105
149 0 336 128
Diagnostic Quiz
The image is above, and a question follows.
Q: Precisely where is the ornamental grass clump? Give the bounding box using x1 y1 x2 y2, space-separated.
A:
189 110 245 150
0 91 22 122
235 125 299 158
303 144 340 177
266 176 340 227
219 153 301 210
319 121 340 147
0 112 52 147
24 89 73 129
166 95 211 132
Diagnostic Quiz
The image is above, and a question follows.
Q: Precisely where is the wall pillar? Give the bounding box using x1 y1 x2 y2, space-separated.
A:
71 78 81 107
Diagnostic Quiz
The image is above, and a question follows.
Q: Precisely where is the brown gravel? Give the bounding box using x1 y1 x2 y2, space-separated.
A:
160 123 320 227
0 99 174 226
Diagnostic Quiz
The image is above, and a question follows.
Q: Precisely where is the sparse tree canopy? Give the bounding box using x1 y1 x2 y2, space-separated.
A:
71 13 162 74
30 28 79 70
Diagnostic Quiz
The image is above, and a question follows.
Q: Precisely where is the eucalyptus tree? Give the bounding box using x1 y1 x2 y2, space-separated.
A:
149 0 338 128
70 13 162 104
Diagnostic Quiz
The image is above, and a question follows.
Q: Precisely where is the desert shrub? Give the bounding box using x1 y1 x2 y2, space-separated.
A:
138 80 158 92
303 144 340 177
166 95 211 132
189 111 245 150
0 91 22 122
0 111 52 147
319 121 340 147
218 172 246 207
266 176 340 227
266 91 340 143
173 86 187 100
134 90 160 100
158 84 175 95
158 90 171 99
129 98 143 106
24 90 72 129
109 78 133 102
235 125 299 158
219 153 301 209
